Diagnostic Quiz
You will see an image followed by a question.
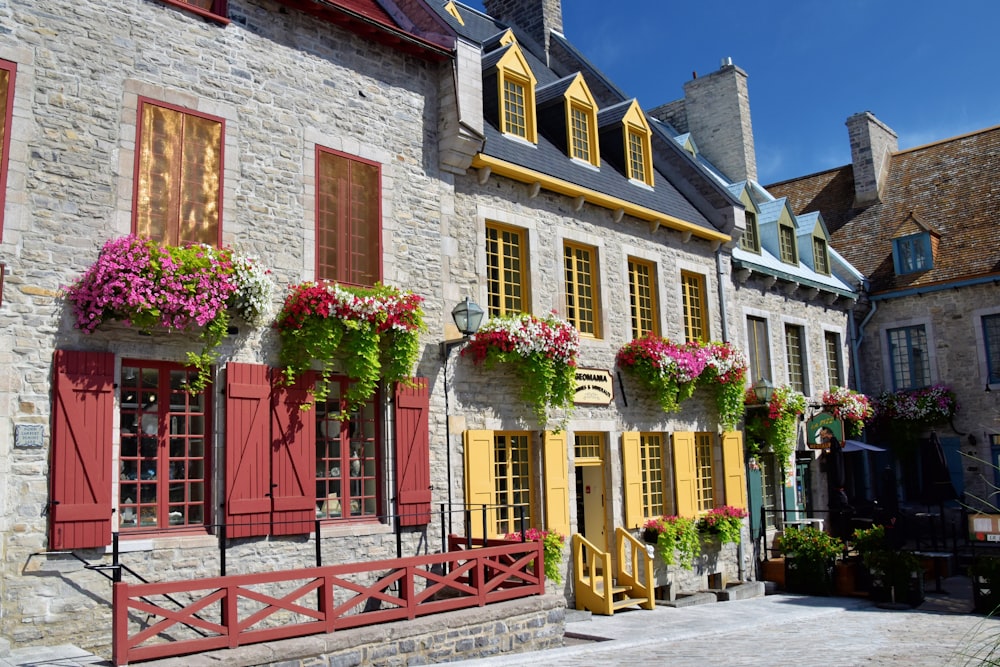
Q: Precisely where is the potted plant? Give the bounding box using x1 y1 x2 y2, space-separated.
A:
851 524 923 606
776 525 844 596
697 505 748 546
461 312 579 429
821 386 874 438
505 528 566 585
275 281 424 416
66 235 273 393
642 516 700 570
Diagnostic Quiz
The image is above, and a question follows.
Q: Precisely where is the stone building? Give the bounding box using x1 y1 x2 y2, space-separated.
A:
769 113 1000 516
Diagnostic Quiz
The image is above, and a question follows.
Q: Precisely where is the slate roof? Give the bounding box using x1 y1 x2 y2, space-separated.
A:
767 125 1000 295
431 1 728 234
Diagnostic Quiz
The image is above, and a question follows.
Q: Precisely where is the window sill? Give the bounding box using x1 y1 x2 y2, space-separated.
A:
318 519 393 539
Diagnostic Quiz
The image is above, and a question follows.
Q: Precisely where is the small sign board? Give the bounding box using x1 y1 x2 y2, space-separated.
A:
14 423 45 449
805 413 843 450
969 514 1000 543
574 368 613 406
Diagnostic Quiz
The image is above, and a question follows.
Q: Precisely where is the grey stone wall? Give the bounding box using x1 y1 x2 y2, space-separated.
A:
846 111 898 205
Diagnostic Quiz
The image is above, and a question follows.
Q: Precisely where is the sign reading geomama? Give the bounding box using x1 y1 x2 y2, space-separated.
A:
574 368 613 405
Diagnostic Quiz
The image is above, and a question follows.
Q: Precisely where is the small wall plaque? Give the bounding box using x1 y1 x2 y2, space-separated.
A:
15 423 45 449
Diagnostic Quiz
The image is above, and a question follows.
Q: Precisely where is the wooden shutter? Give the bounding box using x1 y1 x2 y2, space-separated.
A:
620 432 643 529
224 363 271 538
721 431 748 510
672 431 697 519
463 430 495 539
49 350 114 550
270 373 316 536
395 379 431 527
542 431 570 537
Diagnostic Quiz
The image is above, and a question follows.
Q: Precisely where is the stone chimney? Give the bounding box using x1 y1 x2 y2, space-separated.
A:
650 58 757 183
482 0 563 55
846 111 897 206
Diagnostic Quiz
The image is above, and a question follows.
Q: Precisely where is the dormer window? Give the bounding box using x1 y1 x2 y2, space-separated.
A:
627 130 647 183
740 211 760 253
893 232 932 274
569 105 592 162
503 77 529 138
622 101 653 186
493 38 537 143
813 237 830 274
778 222 797 264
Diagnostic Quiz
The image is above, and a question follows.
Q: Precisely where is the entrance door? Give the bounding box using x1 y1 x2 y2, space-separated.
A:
573 433 607 552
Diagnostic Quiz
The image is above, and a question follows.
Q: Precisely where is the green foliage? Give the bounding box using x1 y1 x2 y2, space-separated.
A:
744 384 807 465
697 506 747 545
644 516 700 570
506 529 566 585
777 525 843 564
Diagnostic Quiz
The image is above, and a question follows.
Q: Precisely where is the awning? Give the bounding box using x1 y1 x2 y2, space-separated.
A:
843 440 887 453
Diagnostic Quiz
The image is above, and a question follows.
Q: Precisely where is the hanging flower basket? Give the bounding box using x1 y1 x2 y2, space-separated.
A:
872 384 958 425
744 384 806 465
275 281 424 417
65 235 273 393
821 386 873 438
700 341 749 430
461 312 579 429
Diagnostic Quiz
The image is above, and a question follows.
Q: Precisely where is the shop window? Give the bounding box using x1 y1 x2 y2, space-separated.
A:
134 98 223 247
316 147 381 286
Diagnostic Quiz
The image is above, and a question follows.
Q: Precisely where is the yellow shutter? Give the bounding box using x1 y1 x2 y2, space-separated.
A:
463 430 496 539
621 432 643 529
721 430 748 510
672 431 697 519
543 431 570 537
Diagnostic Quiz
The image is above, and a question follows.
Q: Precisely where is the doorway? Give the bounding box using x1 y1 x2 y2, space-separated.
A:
573 433 607 553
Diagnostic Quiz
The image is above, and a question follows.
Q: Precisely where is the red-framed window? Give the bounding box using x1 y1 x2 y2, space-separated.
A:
315 378 382 520
119 360 211 532
316 147 381 286
0 59 15 242
133 98 224 247
156 0 230 25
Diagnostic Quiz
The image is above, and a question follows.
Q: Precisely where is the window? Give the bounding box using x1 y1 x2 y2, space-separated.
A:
694 432 715 512
486 223 527 317
746 316 771 385
628 258 658 339
569 105 592 163
681 271 708 342
639 433 666 518
759 453 779 530
621 100 653 186
778 223 797 264
315 379 380 519
813 237 830 275
627 130 647 183
740 211 760 253
503 78 528 138
119 360 210 531
317 147 381 286
785 324 806 394
0 59 14 242
495 40 537 143
493 432 532 535
825 331 844 388
888 325 930 390
564 242 599 336
892 233 932 275
984 314 1000 384
135 99 223 246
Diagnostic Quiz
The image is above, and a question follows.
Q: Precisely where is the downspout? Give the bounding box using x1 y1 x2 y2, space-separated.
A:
851 279 877 392
716 247 730 343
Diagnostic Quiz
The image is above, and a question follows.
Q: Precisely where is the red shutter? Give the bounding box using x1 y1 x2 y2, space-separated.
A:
394 379 431 527
224 363 271 539
271 373 316 536
49 350 114 550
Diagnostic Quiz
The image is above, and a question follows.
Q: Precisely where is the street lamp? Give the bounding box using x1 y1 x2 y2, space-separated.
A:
753 378 774 404
439 296 484 358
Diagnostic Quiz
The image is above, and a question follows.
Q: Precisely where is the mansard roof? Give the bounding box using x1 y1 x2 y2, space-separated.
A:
767 124 1000 295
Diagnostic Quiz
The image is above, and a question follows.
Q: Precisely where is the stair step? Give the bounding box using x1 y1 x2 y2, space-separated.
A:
612 595 646 610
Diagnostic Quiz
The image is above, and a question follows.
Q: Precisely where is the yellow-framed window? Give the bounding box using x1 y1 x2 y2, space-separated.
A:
564 242 599 337
627 129 647 184
740 211 760 252
778 223 797 264
813 237 830 274
503 76 529 139
628 258 658 339
681 271 708 343
785 324 806 394
574 432 603 462
694 432 715 512
640 433 666 518
486 222 527 317
494 432 532 536
569 104 591 163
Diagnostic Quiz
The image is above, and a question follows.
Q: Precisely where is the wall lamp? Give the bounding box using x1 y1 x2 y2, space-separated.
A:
752 378 775 405
439 296 485 359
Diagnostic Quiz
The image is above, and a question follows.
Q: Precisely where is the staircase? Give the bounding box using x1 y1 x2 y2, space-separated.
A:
572 528 655 615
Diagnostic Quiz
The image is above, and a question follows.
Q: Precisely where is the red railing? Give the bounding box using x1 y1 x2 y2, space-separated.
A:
112 537 543 665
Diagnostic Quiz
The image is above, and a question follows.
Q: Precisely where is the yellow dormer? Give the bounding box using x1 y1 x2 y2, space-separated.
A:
622 101 653 186
564 74 599 167
444 0 464 25
495 36 537 143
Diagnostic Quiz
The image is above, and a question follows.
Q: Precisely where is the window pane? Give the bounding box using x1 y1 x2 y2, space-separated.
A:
813 238 829 274
740 212 759 252
627 130 645 183
785 325 805 393
503 79 527 138
495 433 531 535
779 225 796 263
486 224 525 317
628 259 657 339
315 378 379 519
888 325 930 390
695 433 714 512
825 331 843 388
570 106 590 162
564 243 597 336
747 316 770 385
681 272 707 342
640 433 664 517
317 149 380 286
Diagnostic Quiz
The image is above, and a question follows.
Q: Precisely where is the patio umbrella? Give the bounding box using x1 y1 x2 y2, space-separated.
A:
843 440 887 453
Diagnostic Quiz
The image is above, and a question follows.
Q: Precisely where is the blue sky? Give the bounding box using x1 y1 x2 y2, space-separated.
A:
460 0 1000 184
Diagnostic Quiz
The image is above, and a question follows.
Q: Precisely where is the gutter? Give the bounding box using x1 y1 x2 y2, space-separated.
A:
869 274 1000 301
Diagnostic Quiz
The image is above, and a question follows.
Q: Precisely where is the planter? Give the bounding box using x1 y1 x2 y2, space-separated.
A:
785 555 834 596
868 568 925 607
971 557 1000 614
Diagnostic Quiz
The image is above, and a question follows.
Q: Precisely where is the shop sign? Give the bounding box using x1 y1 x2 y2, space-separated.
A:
806 413 843 449
574 368 613 406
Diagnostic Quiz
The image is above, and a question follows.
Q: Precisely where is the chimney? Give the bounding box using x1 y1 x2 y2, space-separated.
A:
482 0 563 56
846 111 897 206
675 58 757 182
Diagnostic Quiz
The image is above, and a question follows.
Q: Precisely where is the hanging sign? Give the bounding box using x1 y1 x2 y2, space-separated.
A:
574 368 613 406
806 413 843 450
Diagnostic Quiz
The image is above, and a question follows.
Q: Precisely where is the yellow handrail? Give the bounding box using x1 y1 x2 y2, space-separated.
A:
572 533 614 615
615 528 655 610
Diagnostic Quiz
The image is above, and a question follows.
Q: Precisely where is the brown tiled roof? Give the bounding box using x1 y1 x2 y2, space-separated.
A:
767 125 1000 295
